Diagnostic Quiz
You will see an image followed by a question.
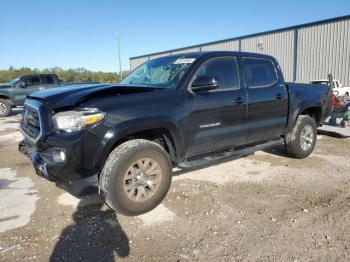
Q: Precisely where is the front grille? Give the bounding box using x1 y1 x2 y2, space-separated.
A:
20 103 42 141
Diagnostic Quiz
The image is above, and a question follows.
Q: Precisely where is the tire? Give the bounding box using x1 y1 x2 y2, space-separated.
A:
285 115 317 159
329 117 337 126
99 139 172 216
0 99 12 117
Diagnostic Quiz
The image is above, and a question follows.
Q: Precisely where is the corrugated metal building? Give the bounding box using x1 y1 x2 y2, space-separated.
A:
129 15 350 85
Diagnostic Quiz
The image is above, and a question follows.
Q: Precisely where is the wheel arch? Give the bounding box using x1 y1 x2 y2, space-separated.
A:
299 106 323 126
0 94 13 105
286 102 323 133
95 120 184 173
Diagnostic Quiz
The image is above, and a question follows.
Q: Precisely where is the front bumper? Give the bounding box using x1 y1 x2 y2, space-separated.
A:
18 133 99 197
19 130 102 196
19 138 59 182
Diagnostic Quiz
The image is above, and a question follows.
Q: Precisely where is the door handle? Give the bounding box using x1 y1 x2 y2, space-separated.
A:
275 93 283 100
233 97 244 104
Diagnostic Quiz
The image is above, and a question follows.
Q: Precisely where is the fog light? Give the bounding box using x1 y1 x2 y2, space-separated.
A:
59 151 66 161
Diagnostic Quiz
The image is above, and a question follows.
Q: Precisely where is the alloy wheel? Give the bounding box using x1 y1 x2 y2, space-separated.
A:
300 124 314 151
123 158 162 202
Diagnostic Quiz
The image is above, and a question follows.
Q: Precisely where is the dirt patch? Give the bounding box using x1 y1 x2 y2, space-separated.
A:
137 204 176 226
173 157 283 184
0 131 23 143
57 193 103 208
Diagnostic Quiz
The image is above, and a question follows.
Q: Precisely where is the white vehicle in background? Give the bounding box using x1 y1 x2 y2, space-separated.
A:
310 79 350 96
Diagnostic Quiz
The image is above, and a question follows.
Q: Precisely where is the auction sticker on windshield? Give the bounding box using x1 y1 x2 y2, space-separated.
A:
174 58 196 64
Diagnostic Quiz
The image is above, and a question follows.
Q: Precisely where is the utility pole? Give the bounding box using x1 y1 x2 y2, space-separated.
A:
116 33 123 81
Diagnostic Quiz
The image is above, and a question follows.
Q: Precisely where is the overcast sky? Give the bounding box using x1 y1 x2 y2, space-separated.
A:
0 0 349 72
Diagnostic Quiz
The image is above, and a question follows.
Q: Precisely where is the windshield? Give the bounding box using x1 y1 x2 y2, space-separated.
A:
121 55 198 88
9 77 21 85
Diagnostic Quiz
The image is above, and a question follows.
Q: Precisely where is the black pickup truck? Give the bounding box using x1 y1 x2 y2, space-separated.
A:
19 51 332 216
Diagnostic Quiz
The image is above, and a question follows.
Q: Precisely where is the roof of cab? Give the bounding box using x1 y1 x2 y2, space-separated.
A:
149 51 276 61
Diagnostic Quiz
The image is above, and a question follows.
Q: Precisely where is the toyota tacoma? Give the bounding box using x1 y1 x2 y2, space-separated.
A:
19 51 332 216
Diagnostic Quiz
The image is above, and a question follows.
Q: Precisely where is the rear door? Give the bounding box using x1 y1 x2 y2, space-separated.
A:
185 56 248 157
41 75 59 89
242 57 288 143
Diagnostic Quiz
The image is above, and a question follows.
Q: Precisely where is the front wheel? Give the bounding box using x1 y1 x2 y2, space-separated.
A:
99 139 172 216
285 115 317 159
0 99 12 117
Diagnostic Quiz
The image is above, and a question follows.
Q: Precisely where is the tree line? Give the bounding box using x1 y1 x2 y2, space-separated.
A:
0 66 129 83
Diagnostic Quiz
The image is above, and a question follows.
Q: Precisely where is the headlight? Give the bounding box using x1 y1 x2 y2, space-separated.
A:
52 110 105 132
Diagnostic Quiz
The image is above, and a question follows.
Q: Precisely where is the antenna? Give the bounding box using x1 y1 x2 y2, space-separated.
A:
116 33 122 81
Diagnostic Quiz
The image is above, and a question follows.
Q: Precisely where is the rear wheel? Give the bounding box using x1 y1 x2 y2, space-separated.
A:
99 139 172 216
329 117 337 126
0 99 11 117
285 115 317 159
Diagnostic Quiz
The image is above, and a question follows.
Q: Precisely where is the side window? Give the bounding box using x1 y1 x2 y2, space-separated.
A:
193 57 240 90
243 58 278 88
44 76 54 84
24 76 41 87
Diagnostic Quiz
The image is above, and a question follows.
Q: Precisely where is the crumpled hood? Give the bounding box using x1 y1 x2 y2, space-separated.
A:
27 83 156 109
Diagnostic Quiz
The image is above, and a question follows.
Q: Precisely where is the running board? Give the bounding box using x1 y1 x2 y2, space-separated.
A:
177 138 284 170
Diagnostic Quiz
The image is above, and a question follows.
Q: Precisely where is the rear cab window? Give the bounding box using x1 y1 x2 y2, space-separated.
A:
243 58 278 88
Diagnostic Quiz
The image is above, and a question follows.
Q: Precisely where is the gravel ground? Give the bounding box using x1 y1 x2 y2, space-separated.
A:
0 113 350 262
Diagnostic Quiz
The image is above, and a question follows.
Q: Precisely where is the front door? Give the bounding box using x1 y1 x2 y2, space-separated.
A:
185 56 248 157
14 75 43 104
242 57 288 144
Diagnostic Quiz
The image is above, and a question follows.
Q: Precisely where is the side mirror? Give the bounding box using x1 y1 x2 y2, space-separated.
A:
191 76 220 92
18 81 27 88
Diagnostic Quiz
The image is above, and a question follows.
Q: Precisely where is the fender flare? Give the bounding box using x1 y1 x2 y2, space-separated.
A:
94 117 185 171
0 93 14 105
286 101 323 133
